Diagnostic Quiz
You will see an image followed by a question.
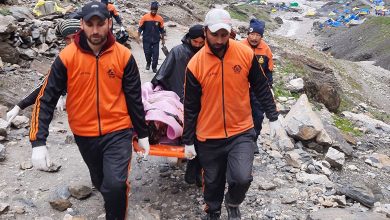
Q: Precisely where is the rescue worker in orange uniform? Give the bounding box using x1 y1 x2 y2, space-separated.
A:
101 0 124 31
28 2 150 219
137 1 165 73
183 9 283 220
241 19 274 154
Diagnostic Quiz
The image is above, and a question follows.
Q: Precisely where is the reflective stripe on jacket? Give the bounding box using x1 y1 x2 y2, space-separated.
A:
30 30 148 147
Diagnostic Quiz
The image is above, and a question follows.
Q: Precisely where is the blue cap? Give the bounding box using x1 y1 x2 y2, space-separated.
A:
151 1 159 10
249 19 265 37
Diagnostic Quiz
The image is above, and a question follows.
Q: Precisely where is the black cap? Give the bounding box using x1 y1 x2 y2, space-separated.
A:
151 1 159 10
81 1 110 21
188 24 204 39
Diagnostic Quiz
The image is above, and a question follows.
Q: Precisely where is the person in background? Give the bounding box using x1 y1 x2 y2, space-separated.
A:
28 2 150 219
151 24 205 187
137 1 165 73
6 19 81 125
101 0 125 32
183 9 282 220
241 19 274 154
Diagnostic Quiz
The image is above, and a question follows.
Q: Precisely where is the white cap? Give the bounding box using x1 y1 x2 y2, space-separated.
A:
204 9 232 33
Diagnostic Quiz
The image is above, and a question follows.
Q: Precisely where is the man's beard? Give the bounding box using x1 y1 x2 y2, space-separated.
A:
207 38 227 55
191 45 202 53
87 33 107 46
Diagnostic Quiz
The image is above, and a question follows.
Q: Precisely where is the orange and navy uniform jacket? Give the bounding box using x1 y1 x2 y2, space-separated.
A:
29 30 148 147
241 38 274 86
107 3 122 25
138 13 165 44
182 39 279 145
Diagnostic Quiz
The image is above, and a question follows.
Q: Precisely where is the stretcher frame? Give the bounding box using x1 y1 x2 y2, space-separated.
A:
132 137 185 158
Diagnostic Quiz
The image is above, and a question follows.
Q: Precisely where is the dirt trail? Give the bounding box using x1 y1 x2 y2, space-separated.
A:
270 0 390 114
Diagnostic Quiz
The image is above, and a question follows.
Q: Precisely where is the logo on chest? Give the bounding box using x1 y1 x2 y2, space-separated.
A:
232 65 242 74
107 69 116 78
258 56 264 64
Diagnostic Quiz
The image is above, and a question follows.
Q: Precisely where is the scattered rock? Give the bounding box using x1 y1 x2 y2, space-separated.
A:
342 133 357 145
307 207 388 219
365 153 390 169
12 205 25 214
69 185 92 200
258 179 277 190
64 135 75 144
0 203 10 214
11 115 29 128
49 199 72 212
274 16 283 24
325 147 345 169
296 172 333 185
0 144 5 162
0 118 9 138
339 182 378 208
285 149 313 168
20 161 33 170
342 111 390 133
0 105 7 119
287 78 304 92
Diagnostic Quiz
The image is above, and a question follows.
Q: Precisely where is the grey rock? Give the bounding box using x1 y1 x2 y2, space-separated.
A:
287 78 304 92
285 149 313 168
55 185 71 200
69 185 92 200
0 118 8 138
258 180 277 190
0 144 5 162
274 16 283 24
0 15 17 34
127 205 160 220
17 48 38 61
365 153 390 169
307 207 388 220
9 6 34 21
0 105 7 119
339 182 378 208
296 172 333 186
342 111 390 133
0 202 9 214
315 130 333 146
20 161 33 170
12 205 25 214
49 199 72 211
325 147 345 169
44 163 61 172
64 135 75 144
11 115 29 128
284 94 331 142
322 122 353 156
45 28 56 43
0 42 20 64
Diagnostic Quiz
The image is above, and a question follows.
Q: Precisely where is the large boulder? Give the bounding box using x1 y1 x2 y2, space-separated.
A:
301 57 341 112
284 94 332 146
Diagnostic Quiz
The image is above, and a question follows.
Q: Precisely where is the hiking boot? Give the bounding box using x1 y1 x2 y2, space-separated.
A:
146 63 150 70
152 68 157 73
201 211 221 220
225 200 241 220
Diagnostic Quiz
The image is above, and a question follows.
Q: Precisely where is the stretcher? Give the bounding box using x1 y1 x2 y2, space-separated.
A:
132 137 185 158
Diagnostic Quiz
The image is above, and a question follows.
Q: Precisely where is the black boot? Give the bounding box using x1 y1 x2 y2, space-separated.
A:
225 200 241 220
146 63 150 70
201 211 221 220
152 68 157 73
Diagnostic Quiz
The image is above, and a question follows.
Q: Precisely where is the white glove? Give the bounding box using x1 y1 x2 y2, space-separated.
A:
269 119 283 139
56 95 66 112
31 146 52 171
184 144 197 160
120 26 125 32
138 137 150 158
6 105 21 125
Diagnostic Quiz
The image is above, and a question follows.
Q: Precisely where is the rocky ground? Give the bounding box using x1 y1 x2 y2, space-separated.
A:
1 0 390 220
